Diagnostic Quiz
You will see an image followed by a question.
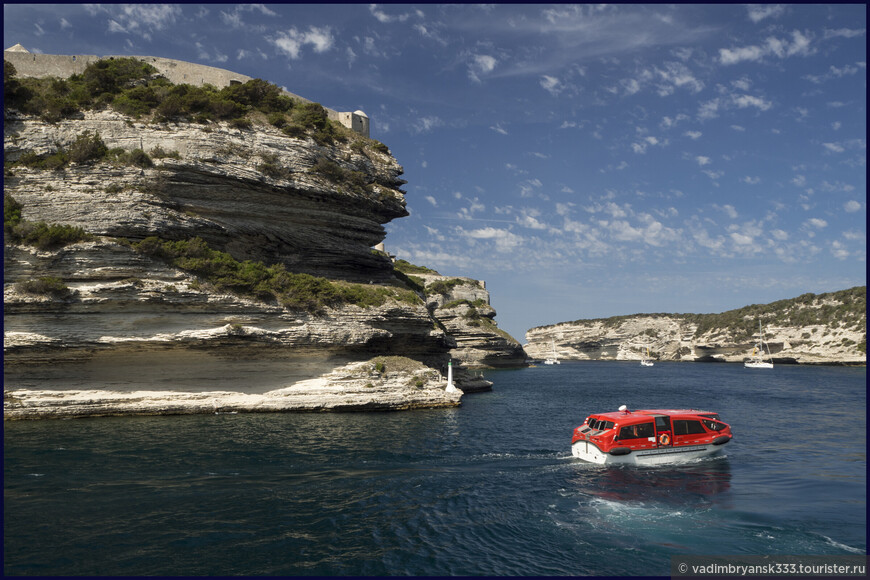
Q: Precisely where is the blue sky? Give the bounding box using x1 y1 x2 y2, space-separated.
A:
4 3 866 342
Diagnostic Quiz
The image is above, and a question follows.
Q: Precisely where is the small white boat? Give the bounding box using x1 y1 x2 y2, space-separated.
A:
543 340 560 365
745 321 773 369
640 346 654 367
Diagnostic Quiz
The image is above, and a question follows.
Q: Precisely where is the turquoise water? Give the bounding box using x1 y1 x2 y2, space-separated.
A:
4 362 866 575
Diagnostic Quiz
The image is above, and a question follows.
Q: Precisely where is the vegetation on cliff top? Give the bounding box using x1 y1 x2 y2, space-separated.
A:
535 286 866 345
4 57 395 155
133 236 422 313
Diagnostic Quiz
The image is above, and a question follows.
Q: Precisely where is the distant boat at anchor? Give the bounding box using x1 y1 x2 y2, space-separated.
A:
640 346 654 367
543 340 560 365
745 321 774 369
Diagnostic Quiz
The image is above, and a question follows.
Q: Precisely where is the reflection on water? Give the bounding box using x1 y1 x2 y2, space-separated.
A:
568 457 733 505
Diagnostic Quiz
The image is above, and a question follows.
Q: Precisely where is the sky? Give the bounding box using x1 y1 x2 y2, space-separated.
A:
3 3 866 342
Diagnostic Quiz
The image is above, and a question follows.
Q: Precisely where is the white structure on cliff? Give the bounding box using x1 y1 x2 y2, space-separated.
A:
4 44 370 138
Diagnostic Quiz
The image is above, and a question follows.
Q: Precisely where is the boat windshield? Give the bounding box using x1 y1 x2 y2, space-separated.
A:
702 419 726 431
588 418 614 431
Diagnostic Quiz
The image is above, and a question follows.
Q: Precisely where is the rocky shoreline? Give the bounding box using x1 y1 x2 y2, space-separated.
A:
3 357 474 420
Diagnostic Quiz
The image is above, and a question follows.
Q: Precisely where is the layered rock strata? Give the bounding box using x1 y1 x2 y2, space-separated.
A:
525 299 866 366
4 101 521 419
4 110 404 282
419 273 526 371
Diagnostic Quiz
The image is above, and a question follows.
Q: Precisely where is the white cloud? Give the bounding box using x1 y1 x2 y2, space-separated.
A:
805 218 828 229
698 99 720 120
369 4 421 23
844 200 862 213
468 54 497 83
518 179 543 198
458 226 524 252
695 156 711 166
742 176 761 185
412 116 444 134
96 4 182 40
730 232 754 246
490 123 508 135
719 30 814 65
830 241 849 260
824 28 867 40
684 130 702 140
661 114 690 129
748 4 786 23
540 75 561 95
732 94 772 111
272 26 334 59
517 214 548 230
823 142 845 153
715 204 738 219
425 196 438 207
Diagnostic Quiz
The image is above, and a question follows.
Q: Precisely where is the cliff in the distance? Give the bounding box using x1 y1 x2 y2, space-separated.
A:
3 55 524 419
524 287 866 365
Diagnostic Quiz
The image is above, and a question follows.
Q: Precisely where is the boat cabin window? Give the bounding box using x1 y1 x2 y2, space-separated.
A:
702 419 726 431
588 418 614 431
699 413 720 421
673 419 706 435
654 416 671 431
618 422 655 440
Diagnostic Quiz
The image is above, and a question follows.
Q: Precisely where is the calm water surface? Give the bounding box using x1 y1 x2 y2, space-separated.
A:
4 362 866 575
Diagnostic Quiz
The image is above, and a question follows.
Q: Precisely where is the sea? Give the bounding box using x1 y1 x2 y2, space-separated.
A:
4 361 866 576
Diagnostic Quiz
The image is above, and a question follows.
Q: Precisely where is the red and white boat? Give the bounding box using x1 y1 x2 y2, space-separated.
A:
571 405 732 465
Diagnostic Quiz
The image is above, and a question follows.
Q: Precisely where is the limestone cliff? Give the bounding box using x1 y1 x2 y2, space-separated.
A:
417 273 526 370
3 66 522 419
524 287 866 365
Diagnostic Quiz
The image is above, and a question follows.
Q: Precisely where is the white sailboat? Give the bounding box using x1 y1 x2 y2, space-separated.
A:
640 346 654 367
745 321 774 369
543 340 560 365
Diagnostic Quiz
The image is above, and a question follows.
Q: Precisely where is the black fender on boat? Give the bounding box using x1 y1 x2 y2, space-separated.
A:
609 447 632 456
712 435 731 446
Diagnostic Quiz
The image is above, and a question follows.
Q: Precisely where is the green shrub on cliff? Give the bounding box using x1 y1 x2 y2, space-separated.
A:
4 194 93 250
5 58 298 126
425 278 467 297
393 259 438 275
14 276 73 298
133 236 421 312
312 158 372 194
68 131 108 164
12 131 153 171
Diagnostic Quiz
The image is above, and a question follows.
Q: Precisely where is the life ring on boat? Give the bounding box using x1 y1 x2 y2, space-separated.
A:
658 433 670 446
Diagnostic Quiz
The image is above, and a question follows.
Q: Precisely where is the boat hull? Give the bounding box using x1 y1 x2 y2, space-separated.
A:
571 440 726 466
745 361 773 368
